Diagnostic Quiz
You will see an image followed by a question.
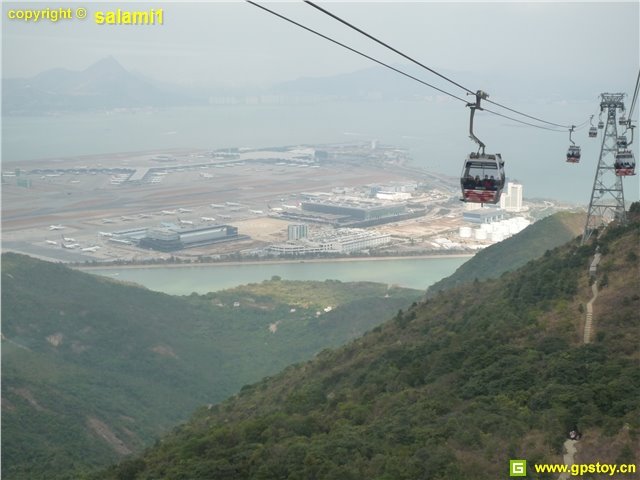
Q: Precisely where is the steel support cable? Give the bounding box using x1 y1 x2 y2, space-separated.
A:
304 0 579 130
628 69 640 120
245 1 468 104
304 0 475 96
247 1 577 133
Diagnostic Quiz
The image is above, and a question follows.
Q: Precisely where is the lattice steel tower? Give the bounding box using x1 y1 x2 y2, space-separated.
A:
582 93 627 244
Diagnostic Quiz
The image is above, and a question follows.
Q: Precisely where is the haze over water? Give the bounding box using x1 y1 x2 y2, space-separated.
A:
4 100 635 205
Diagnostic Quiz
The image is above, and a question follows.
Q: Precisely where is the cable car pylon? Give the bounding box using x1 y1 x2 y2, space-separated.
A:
582 93 628 244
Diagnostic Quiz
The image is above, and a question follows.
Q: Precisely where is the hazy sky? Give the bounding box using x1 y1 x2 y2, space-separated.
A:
3 1 639 90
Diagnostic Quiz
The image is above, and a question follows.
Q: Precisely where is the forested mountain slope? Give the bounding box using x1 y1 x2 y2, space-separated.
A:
103 216 638 480
1 254 420 479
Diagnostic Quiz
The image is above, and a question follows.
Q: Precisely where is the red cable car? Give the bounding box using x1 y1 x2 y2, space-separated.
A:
459 90 506 204
614 151 636 176
566 126 581 163
566 145 581 163
460 153 505 204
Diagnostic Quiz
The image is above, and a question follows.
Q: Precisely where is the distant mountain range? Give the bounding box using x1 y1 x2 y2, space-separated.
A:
1 57 200 114
2 56 612 115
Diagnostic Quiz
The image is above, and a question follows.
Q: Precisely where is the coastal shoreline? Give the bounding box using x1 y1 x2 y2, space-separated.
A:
74 253 474 271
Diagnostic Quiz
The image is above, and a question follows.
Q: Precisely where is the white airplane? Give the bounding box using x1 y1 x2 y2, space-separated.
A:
161 210 177 215
249 209 264 214
45 240 58 246
177 208 193 213
218 214 231 219
210 204 224 209
139 213 152 218
49 225 65 230
62 236 76 242
178 218 194 225
82 246 100 252
98 232 113 237
282 204 300 209
62 243 79 249
120 216 135 221
201 217 216 222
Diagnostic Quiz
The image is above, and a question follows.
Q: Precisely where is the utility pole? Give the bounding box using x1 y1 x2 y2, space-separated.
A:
582 93 627 244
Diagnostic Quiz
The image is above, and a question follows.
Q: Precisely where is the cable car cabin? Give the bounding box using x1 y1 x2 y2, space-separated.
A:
618 115 627 126
614 151 636 176
589 127 597 138
617 136 628 149
566 145 581 163
598 121 604 129
460 153 505 204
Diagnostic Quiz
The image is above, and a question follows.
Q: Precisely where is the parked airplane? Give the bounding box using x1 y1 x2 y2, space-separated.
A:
178 208 193 213
49 225 65 230
120 216 135 221
61 243 79 249
82 246 100 252
249 209 264 214
201 217 216 222
98 232 114 237
139 213 152 218
178 218 194 225
161 210 177 215
45 240 58 246
62 236 76 242
210 204 224 208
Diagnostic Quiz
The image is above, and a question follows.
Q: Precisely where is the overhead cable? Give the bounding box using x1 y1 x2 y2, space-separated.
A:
304 0 576 129
246 1 468 104
628 69 640 120
247 1 581 133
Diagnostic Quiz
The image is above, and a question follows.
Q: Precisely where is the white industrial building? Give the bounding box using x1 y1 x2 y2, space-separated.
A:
269 228 391 255
287 224 308 241
500 182 524 212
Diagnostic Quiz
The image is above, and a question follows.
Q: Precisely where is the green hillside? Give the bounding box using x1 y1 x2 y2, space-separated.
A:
1 254 421 480
102 215 639 479
428 211 585 294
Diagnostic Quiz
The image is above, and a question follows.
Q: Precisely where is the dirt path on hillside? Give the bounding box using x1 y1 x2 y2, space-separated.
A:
558 439 578 480
583 282 599 344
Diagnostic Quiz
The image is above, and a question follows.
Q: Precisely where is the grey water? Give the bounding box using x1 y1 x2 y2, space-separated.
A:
4 101 635 204
85 256 469 295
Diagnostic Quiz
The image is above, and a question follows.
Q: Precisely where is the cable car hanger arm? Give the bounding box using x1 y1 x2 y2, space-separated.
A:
468 90 489 154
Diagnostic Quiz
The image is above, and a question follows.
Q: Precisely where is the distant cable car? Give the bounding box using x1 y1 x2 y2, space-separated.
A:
588 115 597 138
567 145 581 163
619 114 627 126
461 153 505 204
614 151 635 176
460 90 506 204
566 126 581 163
598 120 604 129
617 136 628 149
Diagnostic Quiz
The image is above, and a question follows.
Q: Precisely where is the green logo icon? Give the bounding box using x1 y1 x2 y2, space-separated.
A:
510 459 527 477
